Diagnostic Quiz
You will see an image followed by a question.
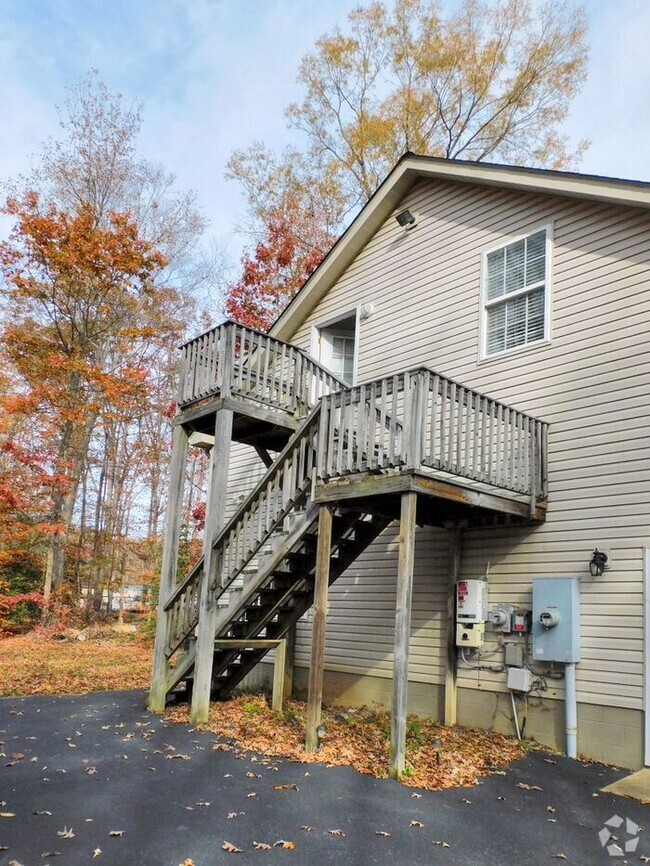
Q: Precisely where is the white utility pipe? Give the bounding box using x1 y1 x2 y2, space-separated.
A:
565 662 577 759
510 690 521 740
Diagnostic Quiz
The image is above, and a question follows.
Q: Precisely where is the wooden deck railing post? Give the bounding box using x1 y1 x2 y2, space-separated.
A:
444 525 462 725
220 324 234 399
191 407 234 725
305 504 333 752
389 490 417 779
149 422 189 712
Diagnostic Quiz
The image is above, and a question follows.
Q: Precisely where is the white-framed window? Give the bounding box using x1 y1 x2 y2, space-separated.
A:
482 227 550 357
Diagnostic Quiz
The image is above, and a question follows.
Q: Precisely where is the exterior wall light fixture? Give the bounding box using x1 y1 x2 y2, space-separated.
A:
589 549 608 577
395 209 416 229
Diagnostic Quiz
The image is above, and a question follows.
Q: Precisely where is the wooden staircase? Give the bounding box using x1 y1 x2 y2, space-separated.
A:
158 403 389 703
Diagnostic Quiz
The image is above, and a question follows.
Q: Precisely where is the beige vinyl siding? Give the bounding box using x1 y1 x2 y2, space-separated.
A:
287 177 650 712
293 526 449 683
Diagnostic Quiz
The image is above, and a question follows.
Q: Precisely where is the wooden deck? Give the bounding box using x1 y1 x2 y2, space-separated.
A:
152 321 550 776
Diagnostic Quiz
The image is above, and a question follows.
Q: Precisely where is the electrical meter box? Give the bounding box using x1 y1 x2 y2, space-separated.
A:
456 580 488 623
532 578 581 663
456 622 485 648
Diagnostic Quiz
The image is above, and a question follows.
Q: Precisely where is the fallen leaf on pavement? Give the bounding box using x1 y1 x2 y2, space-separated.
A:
328 829 345 837
57 827 75 838
108 830 124 836
93 848 102 858
375 831 391 837
253 842 271 850
517 783 543 791
222 841 243 853
274 840 295 849
410 820 424 828
433 840 451 848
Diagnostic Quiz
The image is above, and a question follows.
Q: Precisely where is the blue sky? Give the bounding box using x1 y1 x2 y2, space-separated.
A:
0 0 649 267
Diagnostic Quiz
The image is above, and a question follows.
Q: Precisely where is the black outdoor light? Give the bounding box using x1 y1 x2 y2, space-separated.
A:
589 549 608 577
395 208 416 229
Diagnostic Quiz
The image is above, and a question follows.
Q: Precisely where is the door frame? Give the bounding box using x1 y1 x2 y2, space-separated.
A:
310 306 361 385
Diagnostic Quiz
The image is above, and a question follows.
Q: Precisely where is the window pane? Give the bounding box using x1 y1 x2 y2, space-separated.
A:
487 288 545 355
487 248 505 299
487 304 506 354
505 294 527 349
527 288 545 343
526 231 546 285
504 239 525 295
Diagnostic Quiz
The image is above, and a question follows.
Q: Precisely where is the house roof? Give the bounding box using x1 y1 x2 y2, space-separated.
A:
270 153 650 341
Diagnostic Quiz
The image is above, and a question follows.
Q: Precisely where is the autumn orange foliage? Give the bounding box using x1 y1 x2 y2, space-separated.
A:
226 196 331 332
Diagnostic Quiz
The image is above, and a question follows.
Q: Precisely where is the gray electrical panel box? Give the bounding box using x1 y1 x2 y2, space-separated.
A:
532 578 581 663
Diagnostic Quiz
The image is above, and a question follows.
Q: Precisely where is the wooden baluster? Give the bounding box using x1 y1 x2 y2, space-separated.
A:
462 386 471 477
508 412 515 491
207 328 217 395
316 397 329 481
429 375 438 468
336 393 348 476
357 384 367 472
447 382 456 471
327 396 337 477
456 384 464 473
494 403 502 486
346 390 356 474
439 379 448 471
367 381 377 469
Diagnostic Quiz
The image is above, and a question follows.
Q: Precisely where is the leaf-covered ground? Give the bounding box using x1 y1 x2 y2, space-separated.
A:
0 631 153 696
166 694 525 791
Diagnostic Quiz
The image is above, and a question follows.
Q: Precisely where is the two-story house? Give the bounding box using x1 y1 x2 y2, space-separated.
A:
150 154 650 772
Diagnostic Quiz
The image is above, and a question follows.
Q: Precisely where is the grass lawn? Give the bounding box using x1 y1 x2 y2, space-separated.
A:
0 631 153 696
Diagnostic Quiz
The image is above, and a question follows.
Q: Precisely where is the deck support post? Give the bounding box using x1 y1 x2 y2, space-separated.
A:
190 407 234 725
389 491 418 779
305 505 333 752
444 526 462 726
271 639 287 713
283 624 296 700
149 423 189 712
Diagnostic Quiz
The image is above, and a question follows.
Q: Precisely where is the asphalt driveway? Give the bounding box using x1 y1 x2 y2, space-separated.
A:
0 690 648 865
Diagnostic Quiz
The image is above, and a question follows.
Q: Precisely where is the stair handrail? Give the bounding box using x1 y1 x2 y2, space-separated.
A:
163 404 321 615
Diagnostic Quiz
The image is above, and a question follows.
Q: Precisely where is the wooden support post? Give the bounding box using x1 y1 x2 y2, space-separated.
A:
283 624 296 700
149 423 189 712
305 505 333 752
444 526 462 726
389 491 417 779
190 408 234 725
272 639 287 713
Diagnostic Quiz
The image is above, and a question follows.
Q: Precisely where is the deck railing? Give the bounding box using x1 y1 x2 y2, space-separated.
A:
316 368 547 500
178 321 344 415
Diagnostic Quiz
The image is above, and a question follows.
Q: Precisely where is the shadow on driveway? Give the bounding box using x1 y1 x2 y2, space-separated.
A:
1 690 648 865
